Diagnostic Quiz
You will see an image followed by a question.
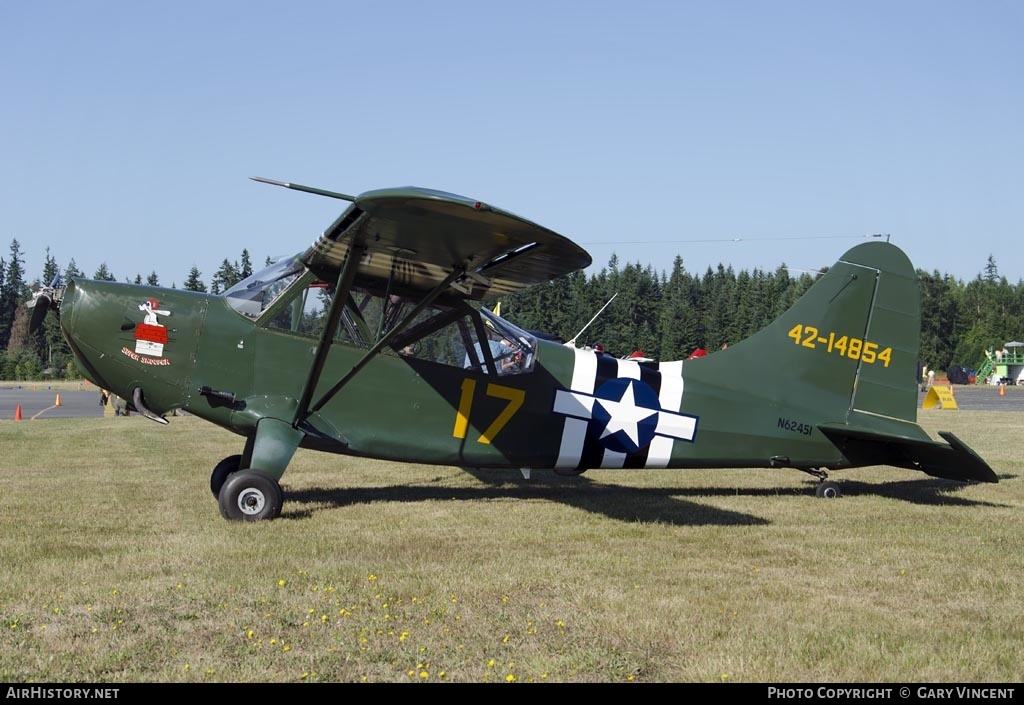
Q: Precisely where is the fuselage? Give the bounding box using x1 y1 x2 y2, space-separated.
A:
59 276 851 474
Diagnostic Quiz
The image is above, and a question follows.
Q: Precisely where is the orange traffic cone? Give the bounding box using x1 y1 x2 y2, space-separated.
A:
1000 383 1005 396
55 394 62 406
15 404 22 421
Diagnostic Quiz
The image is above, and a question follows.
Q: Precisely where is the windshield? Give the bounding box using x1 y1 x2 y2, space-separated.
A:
223 256 306 319
475 308 537 375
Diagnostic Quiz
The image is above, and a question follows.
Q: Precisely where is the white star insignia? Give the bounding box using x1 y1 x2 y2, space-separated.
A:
595 381 659 446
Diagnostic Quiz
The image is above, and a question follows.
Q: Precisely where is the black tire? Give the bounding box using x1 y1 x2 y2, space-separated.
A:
210 454 243 498
816 481 841 499
218 470 283 521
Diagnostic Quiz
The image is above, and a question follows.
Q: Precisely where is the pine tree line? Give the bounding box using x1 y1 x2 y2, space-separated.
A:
1 239 1022 381
500 253 1024 374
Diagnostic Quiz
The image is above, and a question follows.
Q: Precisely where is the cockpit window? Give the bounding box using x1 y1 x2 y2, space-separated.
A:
474 308 536 375
226 262 537 375
223 257 305 319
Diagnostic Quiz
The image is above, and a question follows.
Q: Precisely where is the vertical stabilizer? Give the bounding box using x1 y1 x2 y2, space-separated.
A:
696 241 921 430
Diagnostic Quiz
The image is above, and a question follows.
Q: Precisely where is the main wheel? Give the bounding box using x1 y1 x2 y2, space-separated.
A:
218 470 283 521
815 481 841 499
210 454 243 498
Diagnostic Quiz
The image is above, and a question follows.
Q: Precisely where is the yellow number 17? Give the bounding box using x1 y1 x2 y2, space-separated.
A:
453 380 526 444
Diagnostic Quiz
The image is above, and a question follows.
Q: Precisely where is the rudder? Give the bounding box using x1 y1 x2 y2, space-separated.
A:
842 242 920 424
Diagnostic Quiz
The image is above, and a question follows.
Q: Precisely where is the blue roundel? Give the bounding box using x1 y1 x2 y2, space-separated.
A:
587 378 661 454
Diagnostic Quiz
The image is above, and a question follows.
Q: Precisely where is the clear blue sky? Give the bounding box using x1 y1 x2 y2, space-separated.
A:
3 1 1022 288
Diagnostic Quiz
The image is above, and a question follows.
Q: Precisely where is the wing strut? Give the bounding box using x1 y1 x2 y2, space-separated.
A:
298 264 469 422
292 242 366 428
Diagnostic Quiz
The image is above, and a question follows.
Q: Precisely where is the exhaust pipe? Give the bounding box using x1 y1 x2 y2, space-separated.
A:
132 387 169 425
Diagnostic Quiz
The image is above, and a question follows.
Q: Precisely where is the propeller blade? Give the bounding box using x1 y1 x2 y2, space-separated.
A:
29 294 52 334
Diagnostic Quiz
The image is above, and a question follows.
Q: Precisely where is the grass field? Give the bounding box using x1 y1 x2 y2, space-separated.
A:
1 410 1021 683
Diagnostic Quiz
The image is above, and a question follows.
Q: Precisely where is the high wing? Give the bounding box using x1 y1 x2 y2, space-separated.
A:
293 184 592 299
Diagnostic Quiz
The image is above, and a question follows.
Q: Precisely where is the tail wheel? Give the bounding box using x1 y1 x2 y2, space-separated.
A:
218 470 283 521
815 481 841 499
210 454 243 498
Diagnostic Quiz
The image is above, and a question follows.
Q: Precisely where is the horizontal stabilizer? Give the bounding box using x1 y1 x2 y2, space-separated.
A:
818 424 998 483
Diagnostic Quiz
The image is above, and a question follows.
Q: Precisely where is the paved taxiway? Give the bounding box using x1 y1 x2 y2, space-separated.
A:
1 386 107 420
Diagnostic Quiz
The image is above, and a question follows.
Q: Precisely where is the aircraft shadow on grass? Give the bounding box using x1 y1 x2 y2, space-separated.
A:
829 474 1016 508
282 480 769 526
279 471 1015 524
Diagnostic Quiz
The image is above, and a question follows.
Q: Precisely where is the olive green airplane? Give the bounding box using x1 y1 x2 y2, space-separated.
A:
28 178 997 521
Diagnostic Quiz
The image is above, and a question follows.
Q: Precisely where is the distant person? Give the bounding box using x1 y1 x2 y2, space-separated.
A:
111 394 129 416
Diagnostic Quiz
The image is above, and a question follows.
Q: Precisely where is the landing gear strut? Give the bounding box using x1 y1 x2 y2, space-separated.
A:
212 419 303 521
